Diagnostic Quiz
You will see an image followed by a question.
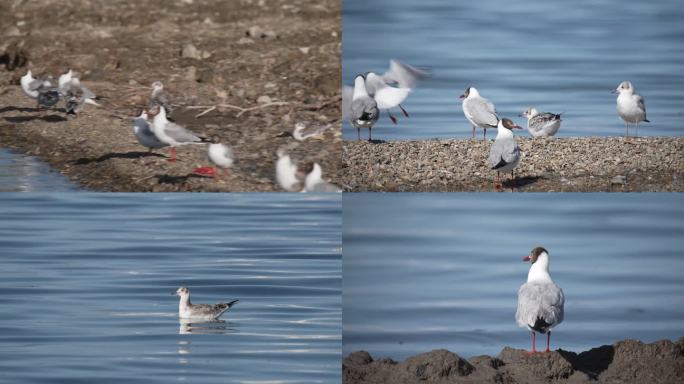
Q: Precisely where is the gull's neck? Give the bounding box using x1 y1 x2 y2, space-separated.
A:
527 252 553 283
352 77 369 100
468 88 481 98
496 126 514 139
178 294 191 311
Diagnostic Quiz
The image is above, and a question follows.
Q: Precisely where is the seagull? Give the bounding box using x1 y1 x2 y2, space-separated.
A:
488 118 522 188
277 122 332 141
349 74 379 141
207 143 234 181
133 110 168 153
275 148 306 192
20 69 41 99
149 106 211 162
149 81 173 116
370 59 429 123
460 86 499 139
58 69 73 94
613 81 649 137
63 78 100 115
20 70 59 109
520 107 562 138
516 246 565 353
173 286 239 320
304 163 342 192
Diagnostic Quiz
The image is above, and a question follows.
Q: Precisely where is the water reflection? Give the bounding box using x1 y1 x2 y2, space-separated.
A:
178 318 237 335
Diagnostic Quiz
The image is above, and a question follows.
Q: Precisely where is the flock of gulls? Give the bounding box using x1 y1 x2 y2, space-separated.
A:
344 59 650 187
18 69 341 192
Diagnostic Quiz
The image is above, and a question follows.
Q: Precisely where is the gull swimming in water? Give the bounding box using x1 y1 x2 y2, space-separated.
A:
277 122 333 141
133 110 168 152
173 286 239 320
489 118 522 188
207 143 234 181
349 74 379 141
150 106 211 162
460 86 499 139
275 148 307 192
516 246 565 353
613 81 649 137
304 163 342 192
149 81 173 116
520 107 562 138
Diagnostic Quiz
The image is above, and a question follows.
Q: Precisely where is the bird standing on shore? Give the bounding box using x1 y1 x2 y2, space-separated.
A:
613 81 649 137
520 107 562 138
133 110 168 153
488 118 522 189
173 286 239 320
149 81 173 116
149 106 211 162
304 163 342 192
207 143 234 181
350 74 380 141
460 87 499 139
516 246 565 353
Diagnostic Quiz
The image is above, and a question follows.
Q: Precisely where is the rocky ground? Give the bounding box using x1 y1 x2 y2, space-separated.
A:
344 338 684 384
0 0 340 191
342 137 683 192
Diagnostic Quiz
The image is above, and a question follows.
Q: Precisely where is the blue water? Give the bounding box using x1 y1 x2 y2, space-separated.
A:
343 193 684 360
0 148 80 192
342 0 684 140
0 193 341 384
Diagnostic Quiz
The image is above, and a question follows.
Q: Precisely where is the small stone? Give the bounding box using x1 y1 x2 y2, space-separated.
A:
257 95 272 104
184 66 198 82
237 37 254 45
298 46 310 54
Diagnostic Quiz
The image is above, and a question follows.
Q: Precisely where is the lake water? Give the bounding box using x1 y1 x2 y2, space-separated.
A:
0 193 341 384
342 0 684 140
0 148 80 192
343 193 684 360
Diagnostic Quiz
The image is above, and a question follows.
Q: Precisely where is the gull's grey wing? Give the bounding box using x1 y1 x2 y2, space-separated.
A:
489 137 520 169
165 122 202 143
28 79 45 91
382 59 430 89
466 97 498 127
150 91 173 114
529 113 560 133
636 95 646 114
189 299 238 318
342 85 353 121
516 282 564 332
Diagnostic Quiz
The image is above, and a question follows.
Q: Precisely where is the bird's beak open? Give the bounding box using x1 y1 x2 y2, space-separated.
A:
523 255 531 262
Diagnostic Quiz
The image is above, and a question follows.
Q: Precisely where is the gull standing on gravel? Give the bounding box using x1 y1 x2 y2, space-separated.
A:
149 81 173 116
275 148 307 192
133 110 168 153
20 69 42 99
520 107 562 138
350 74 380 141
173 286 239 320
516 246 565 353
489 118 522 188
207 143 234 181
305 163 342 192
277 122 333 141
20 70 59 109
613 81 649 137
58 69 73 94
63 78 100 115
460 87 499 139
150 106 211 162
371 59 429 123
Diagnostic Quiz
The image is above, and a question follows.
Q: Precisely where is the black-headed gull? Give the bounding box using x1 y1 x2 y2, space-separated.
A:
488 118 522 188
275 148 307 192
133 110 168 152
516 246 565 353
460 86 499 139
207 143 234 181
520 107 562 138
173 286 239 320
20 70 60 109
349 74 379 141
149 106 211 162
613 81 649 137
63 78 99 115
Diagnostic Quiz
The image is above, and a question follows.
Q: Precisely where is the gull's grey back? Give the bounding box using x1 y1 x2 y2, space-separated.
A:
516 281 565 332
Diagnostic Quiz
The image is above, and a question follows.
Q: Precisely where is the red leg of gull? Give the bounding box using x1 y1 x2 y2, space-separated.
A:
388 110 397 124
399 104 409 118
357 127 360 141
529 331 537 354
168 147 177 162
545 331 551 353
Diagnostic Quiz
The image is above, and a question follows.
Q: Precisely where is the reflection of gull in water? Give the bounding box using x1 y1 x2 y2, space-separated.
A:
173 286 239 320
178 317 237 335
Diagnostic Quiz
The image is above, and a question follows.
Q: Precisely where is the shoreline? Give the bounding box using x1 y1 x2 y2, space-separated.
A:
342 137 684 192
344 337 684 384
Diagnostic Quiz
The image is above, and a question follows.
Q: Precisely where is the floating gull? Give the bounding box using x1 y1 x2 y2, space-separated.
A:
516 246 565 353
133 110 168 152
613 81 649 137
149 81 173 116
150 106 211 162
207 143 234 181
275 148 306 192
304 163 342 192
460 86 499 139
173 286 239 320
488 118 522 188
349 74 379 141
520 107 562 138
277 122 333 141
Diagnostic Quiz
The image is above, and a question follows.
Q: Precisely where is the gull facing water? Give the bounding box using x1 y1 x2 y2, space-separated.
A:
150 106 211 162
488 118 522 187
349 74 379 141
613 81 649 137
174 286 239 320
460 86 499 139
520 107 562 138
516 246 565 353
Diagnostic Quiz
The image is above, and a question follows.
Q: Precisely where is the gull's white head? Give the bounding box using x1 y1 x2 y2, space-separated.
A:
459 86 480 100
151 81 164 92
24 69 33 78
523 246 552 282
613 81 633 95
174 286 190 297
520 107 539 120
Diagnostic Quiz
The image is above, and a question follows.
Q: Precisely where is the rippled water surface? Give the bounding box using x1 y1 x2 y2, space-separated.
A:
343 0 684 140
343 193 684 359
0 193 341 383
0 148 80 192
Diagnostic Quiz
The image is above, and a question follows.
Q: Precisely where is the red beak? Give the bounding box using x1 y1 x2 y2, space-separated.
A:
459 94 465 99
523 255 531 262
513 125 523 130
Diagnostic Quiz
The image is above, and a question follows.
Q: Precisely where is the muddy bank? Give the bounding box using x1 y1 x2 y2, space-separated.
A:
342 137 683 192
344 338 684 384
0 0 340 191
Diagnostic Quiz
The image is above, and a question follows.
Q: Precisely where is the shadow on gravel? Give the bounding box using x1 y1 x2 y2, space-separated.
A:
0 106 41 114
4 114 67 123
155 173 212 184
559 345 615 380
73 151 167 165
506 175 542 189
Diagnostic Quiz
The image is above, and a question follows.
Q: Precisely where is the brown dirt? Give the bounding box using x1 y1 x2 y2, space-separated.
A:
344 338 684 384
342 137 684 192
0 0 341 191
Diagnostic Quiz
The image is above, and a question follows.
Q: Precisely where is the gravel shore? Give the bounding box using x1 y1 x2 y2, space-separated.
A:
342 137 683 192
344 338 684 384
